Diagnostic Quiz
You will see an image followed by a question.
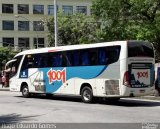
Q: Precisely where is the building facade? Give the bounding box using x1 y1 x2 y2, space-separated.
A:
0 0 92 50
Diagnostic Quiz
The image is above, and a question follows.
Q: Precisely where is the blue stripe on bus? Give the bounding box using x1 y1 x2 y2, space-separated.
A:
39 65 107 93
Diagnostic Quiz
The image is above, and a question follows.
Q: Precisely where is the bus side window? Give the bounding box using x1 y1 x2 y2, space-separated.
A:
65 52 72 66
50 53 62 67
34 54 41 68
27 55 34 68
113 48 120 61
98 49 108 65
73 52 80 66
89 50 97 65
81 51 89 66
40 55 48 68
34 54 48 68
107 47 120 64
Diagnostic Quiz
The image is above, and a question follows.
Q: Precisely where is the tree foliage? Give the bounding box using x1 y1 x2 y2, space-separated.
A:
47 0 160 62
0 47 17 70
47 14 103 46
92 0 160 62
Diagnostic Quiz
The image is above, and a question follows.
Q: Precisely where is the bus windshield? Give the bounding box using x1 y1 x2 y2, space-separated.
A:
5 55 23 77
128 41 154 58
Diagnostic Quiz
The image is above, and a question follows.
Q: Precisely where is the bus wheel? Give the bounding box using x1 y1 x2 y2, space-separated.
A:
81 87 93 103
22 85 30 98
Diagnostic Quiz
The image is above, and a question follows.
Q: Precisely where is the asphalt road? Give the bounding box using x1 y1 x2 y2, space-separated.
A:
0 91 160 129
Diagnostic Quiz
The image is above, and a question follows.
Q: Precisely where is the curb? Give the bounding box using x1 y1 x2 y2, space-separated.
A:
0 88 10 91
134 96 160 101
0 84 10 91
124 97 160 102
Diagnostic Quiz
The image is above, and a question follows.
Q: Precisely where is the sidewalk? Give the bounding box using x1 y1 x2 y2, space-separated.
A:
0 84 10 91
135 95 160 101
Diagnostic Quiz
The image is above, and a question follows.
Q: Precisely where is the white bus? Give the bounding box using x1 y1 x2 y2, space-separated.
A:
7 40 155 103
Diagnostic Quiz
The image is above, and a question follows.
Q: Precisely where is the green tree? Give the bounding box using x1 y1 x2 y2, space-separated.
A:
47 13 103 46
0 47 17 70
92 0 160 62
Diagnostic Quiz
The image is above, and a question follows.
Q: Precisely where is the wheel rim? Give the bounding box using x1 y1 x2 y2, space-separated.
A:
83 90 91 101
23 87 28 96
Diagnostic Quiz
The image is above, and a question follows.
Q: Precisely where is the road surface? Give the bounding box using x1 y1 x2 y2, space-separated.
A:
0 91 160 129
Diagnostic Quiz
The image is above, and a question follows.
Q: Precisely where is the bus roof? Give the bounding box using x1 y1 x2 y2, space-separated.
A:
14 40 148 57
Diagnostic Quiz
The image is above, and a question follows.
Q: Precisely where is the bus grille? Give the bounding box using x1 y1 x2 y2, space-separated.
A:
105 80 120 95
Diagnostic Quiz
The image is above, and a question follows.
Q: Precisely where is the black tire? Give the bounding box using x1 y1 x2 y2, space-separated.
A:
81 87 93 103
21 85 30 98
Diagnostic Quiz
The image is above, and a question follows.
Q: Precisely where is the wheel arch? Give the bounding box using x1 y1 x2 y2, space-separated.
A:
20 82 28 92
80 83 92 95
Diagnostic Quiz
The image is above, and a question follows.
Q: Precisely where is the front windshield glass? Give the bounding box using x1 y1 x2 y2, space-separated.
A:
7 55 23 77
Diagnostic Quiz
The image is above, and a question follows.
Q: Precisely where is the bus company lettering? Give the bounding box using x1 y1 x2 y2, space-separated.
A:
137 71 148 79
47 68 66 84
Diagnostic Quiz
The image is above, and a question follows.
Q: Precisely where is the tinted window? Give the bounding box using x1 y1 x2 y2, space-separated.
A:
33 5 44 14
21 53 48 70
76 6 87 15
3 20 14 30
98 46 121 65
64 51 73 66
18 38 30 49
18 21 29 31
21 46 121 69
48 5 54 15
72 51 80 66
80 50 89 66
98 49 107 65
128 41 154 58
18 4 29 14
33 54 48 68
3 38 14 47
2 4 13 13
62 5 73 15
48 5 58 15
48 52 65 67
89 50 98 65
63 46 120 67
